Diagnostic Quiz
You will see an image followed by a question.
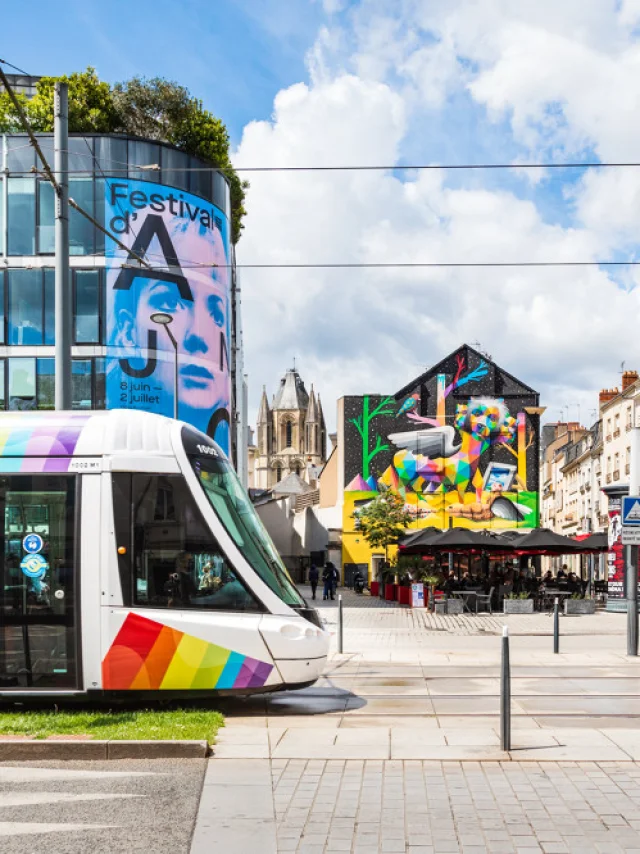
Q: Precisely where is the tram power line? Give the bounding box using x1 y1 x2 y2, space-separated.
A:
5 57 640 275
121 259 640 270
8 158 640 175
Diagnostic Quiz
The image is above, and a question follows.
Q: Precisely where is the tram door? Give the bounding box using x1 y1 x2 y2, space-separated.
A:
0 475 79 690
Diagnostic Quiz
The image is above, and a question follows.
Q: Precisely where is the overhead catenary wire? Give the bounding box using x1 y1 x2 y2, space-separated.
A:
3 58 640 175
121 259 640 270
8 159 640 175
0 57 30 76
4 56 640 274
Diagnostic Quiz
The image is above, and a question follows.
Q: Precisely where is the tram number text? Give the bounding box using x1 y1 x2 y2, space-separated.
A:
68 459 102 472
196 444 218 457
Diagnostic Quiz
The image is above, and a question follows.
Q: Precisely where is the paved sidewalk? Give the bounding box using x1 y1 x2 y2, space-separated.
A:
193 758 640 853
194 591 640 852
214 591 640 763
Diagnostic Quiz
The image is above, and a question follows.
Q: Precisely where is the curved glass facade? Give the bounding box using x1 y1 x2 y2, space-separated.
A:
0 134 234 454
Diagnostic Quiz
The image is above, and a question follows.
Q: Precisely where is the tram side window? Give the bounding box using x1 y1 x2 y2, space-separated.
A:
124 474 262 612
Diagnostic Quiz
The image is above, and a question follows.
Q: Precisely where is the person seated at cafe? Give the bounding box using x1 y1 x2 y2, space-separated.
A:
542 570 553 586
443 571 458 595
556 564 568 580
567 572 582 594
460 571 473 589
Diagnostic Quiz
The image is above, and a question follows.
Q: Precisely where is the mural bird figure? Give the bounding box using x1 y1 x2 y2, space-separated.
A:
387 397 517 500
396 393 419 417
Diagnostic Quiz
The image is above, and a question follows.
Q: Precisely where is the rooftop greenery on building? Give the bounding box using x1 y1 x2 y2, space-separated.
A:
0 68 246 243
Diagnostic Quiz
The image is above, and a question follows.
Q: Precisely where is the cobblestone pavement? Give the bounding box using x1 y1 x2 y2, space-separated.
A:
308 587 626 639
271 758 640 854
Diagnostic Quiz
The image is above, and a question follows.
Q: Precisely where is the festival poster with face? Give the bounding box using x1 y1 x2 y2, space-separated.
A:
105 180 231 455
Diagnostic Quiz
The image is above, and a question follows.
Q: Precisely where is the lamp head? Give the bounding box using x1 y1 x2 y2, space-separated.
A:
150 312 173 326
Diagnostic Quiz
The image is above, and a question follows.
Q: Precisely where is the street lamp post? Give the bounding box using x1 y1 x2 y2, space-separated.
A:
150 312 178 420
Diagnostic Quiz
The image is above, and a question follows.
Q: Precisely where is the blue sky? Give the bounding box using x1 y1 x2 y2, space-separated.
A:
2 0 327 144
4 0 640 429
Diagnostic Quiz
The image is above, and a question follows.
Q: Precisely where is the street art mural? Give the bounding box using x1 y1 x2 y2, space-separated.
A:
342 346 541 568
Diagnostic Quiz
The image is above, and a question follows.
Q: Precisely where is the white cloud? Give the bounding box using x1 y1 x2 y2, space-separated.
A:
322 0 346 13
234 0 640 432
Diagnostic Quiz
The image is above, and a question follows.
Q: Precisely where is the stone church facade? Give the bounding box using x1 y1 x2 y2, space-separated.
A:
251 367 327 490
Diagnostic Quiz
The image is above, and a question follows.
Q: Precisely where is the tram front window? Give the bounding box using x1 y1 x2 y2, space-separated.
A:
122 474 262 613
190 454 305 608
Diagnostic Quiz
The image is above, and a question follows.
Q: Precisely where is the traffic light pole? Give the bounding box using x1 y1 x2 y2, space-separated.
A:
627 428 640 656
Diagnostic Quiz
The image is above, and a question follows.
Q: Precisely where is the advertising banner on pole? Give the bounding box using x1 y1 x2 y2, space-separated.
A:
608 496 624 599
105 179 231 454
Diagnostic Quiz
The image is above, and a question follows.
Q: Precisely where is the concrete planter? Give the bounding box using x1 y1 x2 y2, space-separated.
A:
503 599 534 614
564 598 596 615
444 598 464 615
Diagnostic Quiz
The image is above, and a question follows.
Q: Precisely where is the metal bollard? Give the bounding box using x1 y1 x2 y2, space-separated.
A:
338 594 343 654
553 597 559 654
500 625 511 752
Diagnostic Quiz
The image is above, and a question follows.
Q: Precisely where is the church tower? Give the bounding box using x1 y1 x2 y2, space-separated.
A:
251 367 327 489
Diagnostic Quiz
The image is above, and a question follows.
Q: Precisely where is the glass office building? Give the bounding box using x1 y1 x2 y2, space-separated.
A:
0 132 238 456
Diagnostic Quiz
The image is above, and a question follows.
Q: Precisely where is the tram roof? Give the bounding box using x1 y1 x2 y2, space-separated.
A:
0 409 181 459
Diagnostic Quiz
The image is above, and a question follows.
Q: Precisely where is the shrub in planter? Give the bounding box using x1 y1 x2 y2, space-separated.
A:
564 597 596 615
503 593 534 614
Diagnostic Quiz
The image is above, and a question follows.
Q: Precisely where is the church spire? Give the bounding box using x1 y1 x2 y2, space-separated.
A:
257 385 270 424
306 385 318 423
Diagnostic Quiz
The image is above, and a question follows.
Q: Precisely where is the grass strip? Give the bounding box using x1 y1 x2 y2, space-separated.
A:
0 708 224 742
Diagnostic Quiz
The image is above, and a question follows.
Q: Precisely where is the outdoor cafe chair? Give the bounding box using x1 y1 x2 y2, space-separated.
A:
475 586 494 615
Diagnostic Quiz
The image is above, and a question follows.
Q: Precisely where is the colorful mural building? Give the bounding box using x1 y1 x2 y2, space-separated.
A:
338 345 543 579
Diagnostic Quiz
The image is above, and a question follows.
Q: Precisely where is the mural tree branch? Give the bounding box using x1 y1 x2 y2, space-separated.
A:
350 395 395 480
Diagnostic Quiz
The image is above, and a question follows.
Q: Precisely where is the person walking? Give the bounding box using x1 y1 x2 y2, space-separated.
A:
329 562 340 600
322 564 333 601
309 563 319 600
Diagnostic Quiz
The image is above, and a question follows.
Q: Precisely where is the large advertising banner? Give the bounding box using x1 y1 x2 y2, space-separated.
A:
607 496 624 599
105 180 231 455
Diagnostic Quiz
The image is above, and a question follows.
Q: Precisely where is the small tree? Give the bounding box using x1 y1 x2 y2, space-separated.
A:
353 492 412 563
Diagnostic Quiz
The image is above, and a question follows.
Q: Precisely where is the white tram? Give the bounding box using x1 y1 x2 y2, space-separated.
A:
0 410 329 698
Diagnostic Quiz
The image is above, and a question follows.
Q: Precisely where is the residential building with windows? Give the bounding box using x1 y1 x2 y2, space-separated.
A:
600 371 640 492
540 422 587 533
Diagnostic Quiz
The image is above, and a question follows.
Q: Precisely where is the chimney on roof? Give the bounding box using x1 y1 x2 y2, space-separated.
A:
622 370 638 391
599 388 619 405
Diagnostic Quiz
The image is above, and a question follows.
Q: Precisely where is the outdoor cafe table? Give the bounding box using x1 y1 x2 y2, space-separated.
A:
540 589 573 612
450 590 482 613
